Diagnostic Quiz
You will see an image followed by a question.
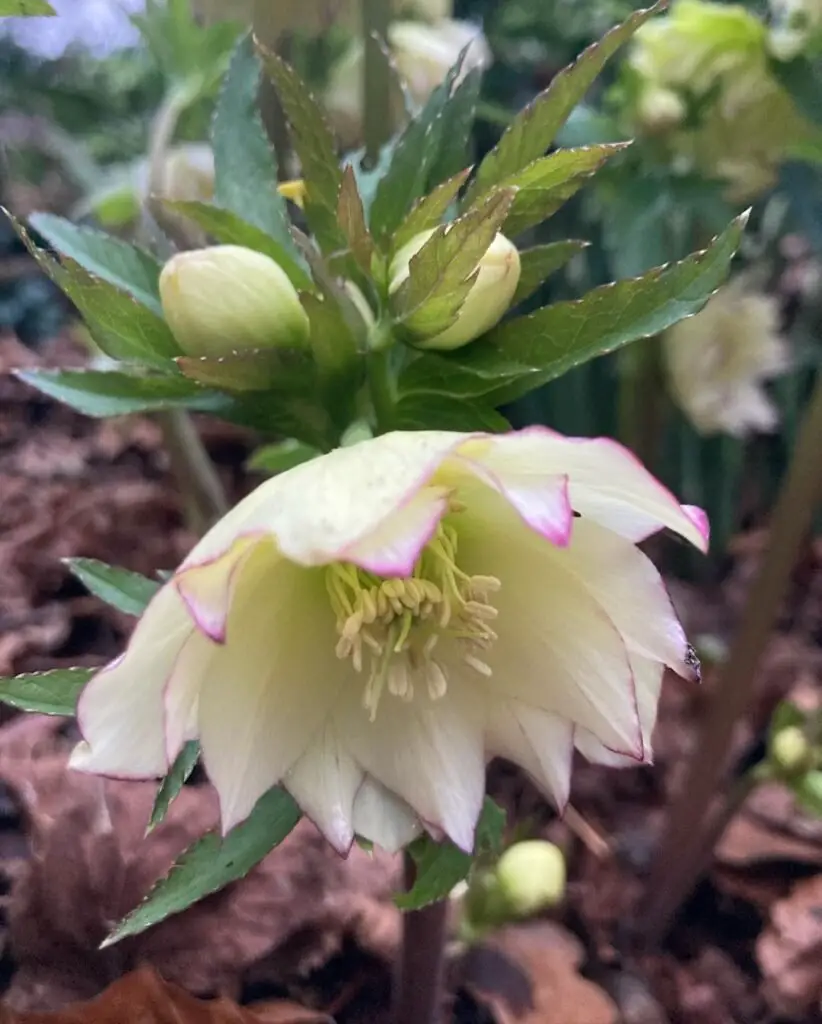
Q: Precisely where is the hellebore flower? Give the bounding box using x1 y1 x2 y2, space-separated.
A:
159 245 310 357
390 230 521 351
71 429 707 854
663 277 790 437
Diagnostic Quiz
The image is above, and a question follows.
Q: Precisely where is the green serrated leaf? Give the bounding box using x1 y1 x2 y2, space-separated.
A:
177 346 314 393
338 166 374 273
394 168 471 250
436 212 747 404
17 368 220 418
104 786 301 946
8 212 179 368
65 558 160 616
490 144 630 238
148 742 200 832
302 291 364 427
161 200 312 291
396 797 506 911
465 2 662 204
258 46 343 250
394 188 516 340
428 67 483 188
0 0 55 13
246 439 321 475
513 241 589 306
28 214 163 314
0 668 90 716
212 34 295 256
394 392 510 433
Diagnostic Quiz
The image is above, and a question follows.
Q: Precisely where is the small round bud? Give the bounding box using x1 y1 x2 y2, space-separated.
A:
495 840 566 918
637 87 686 133
389 229 521 351
771 726 813 777
159 245 310 357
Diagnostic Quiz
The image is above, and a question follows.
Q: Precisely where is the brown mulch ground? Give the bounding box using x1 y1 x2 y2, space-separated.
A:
3 329 822 1024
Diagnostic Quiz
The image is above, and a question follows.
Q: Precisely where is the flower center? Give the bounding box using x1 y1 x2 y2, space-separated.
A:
325 518 501 721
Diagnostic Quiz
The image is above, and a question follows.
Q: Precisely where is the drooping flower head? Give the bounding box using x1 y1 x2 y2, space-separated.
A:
663 276 790 437
71 430 707 855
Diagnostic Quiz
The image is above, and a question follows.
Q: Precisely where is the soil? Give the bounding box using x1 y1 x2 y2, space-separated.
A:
3 319 822 1024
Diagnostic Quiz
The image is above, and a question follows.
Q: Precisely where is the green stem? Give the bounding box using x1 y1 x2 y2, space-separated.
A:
392 855 449 1024
640 367 822 947
367 347 395 434
362 0 392 166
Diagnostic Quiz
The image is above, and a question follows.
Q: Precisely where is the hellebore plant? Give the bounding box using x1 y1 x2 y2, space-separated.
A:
2 2 749 1021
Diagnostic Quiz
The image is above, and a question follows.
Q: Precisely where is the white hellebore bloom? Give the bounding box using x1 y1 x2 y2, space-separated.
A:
71 429 707 855
663 277 790 437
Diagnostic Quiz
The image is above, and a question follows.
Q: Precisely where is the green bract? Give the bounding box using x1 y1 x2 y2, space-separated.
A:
159 245 310 356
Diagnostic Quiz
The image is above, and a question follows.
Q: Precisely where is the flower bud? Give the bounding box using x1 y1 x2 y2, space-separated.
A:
637 87 686 133
389 229 520 351
494 840 566 918
771 725 813 777
159 245 310 357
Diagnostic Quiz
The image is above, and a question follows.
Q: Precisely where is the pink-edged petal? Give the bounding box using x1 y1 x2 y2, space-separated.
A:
179 431 477 572
163 629 213 763
70 583 192 778
486 697 573 810
475 426 707 550
339 677 486 853
558 517 696 679
456 493 643 759
452 436 572 546
175 534 270 642
283 722 363 854
352 777 422 853
197 556 346 833
575 654 664 766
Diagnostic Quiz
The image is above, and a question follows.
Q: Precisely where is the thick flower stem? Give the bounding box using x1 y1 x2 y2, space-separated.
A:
367 347 396 433
640 368 822 947
362 0 392 166
158 410 229 536
392 856 449 1024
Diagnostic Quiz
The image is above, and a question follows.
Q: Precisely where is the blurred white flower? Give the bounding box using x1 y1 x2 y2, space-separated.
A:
2 0 143 59
71 428 705 854
663 277 790 437
769 0 822 60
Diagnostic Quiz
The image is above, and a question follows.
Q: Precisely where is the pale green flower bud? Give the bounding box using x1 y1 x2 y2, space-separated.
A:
389 229 521 351
159 245 310 357
637 86 687 133
772 726 813 777
495 840 566 917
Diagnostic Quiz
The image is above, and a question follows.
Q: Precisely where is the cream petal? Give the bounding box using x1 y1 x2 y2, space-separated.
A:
485 697 573 810
71 583 193 778
462 426 707 550
198 557 347 832
575 655 664 766
339 678 486 852
284 722 363 854
456 492 643 759
352 777 422 853
180 431 472 571
163 629 213 763
557 517 695 678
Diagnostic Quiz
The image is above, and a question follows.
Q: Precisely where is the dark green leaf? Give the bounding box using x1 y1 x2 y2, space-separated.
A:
177 346 315 392
394 168 471 250
394 392 509 432
465 2 662 203
338 166 374 273
301 291 364 426
212 35 295 255
17 368 219 418
246 440 321 474
428 68 483 188
513 241 589 306
28 214 163 314
0 0 55 12
148 742 200 832
397 797 506 911
104 786 301 945
65 558 160 616
491 144 629 237
771 54 822 127
443 211 747 403
258 46 343 249
0 668 90 716
394 189 516 340
162 201 312 291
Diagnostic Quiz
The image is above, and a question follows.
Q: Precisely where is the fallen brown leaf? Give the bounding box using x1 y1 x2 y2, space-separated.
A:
0 966 332 1024
462 921 618 1024
757 873 822 1019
